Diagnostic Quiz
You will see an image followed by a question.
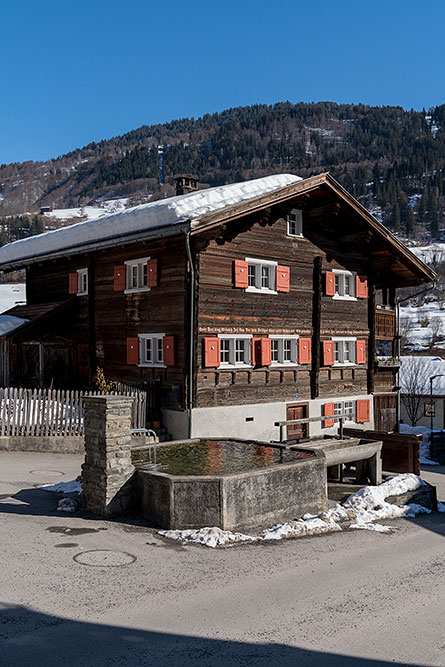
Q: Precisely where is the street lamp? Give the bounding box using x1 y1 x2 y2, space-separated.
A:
429 374 445 433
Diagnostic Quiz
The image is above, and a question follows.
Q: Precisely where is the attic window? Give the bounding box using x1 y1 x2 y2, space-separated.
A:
287 209 303 237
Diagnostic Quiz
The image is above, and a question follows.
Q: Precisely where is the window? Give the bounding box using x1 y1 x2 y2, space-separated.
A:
218 335 252 367
333 338 356 365
375 340 393 358
125 257 150 293
270 336 298 365
245 258 277 294
334 400 355 423
138 333 165 367
287 209 303 237
77 268 88 295
332 270 356 300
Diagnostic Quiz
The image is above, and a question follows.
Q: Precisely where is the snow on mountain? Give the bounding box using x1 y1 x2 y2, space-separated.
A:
44 198 130 222
0 284 26 313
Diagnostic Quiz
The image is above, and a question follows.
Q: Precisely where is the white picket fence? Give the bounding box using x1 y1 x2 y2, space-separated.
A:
0 386 147 437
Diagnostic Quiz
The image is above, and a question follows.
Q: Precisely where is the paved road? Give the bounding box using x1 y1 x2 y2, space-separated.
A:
1 451 444 666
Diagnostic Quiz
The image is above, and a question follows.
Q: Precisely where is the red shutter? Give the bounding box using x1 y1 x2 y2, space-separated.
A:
234 260 249 288
276 265 290 292
356 275 368 298
356 399 370 423
323 403 335 428
204 338 220 367
147 259 158 287
356 340 366 364
253 338 271 366
126 337 139 365
323 340 335 366
325 271 335 296
68 273 78 294
298 338 311 364
163 336 175 366
114 265 126 291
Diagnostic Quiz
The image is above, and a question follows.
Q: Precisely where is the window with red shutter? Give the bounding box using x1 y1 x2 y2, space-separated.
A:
356 275 368 299
147 259 158 287
323 403 335 428
126 337 139 365
253 338 271 366
204 338 220 367
276 265 290 292
114 265 126 291
323 340 334 366
298 338 311 364
163 336 175 366
234 260 249 288
356 399 370 423
356 340 366 364
325 271 335 296
68 273 78 294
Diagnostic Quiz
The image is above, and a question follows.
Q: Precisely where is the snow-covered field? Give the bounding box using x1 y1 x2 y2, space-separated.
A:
43 198 130 222
0 284 26 313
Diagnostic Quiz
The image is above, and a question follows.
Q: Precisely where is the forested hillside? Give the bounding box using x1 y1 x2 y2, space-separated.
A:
1 101 445 243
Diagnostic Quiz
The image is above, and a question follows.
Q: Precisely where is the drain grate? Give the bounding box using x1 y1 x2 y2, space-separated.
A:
73 550 136 567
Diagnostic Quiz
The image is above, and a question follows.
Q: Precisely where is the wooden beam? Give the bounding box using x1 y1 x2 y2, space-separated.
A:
311 256 322 399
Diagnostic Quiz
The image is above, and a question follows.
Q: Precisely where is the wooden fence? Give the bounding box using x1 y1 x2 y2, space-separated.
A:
0 384 150 437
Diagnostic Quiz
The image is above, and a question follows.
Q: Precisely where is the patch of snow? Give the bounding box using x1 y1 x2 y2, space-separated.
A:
0 284 26 313
57 497 79 512
159 474 432 548
159 526 257 548
437 502 445 512
0 314 28 335
0 175 302 265
399 421 439 465
349 522 392 533
41 477 82 494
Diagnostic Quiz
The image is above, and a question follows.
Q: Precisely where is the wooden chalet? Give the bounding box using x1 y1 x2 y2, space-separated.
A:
0 173 435 441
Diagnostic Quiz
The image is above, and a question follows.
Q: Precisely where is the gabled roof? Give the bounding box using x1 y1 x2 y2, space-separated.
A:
0 300 72 339
0 172 435 287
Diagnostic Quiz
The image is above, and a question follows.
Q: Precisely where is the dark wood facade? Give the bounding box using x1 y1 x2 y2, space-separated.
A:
0 173 434 436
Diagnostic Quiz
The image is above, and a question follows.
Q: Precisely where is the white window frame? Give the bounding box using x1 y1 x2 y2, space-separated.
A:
287 209 303 238
332 269 357 301
138 333 165 368
270 335 299 366
77 268 88 296
245 257 277 295
217 334 252 369
125 256 151 294
334 399 356 424
332 337 356 366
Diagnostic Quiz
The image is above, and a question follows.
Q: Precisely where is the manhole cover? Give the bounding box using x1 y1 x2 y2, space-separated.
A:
73 550 136 567
29 470 65 477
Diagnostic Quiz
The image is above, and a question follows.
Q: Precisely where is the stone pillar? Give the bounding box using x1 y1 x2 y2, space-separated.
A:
82 396 136 516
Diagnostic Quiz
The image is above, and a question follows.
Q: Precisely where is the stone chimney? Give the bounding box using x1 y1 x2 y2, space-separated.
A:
175 174 199 196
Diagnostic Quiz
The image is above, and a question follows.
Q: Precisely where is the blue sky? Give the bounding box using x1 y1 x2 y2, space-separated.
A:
1 0 444 164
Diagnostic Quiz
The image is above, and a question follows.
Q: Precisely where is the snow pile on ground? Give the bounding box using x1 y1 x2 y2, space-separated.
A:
159 474 433 548
0 284 26 313
399 422 439 465
159 526 257 548
41 476 82 494
0 174 301 265
438 502 445 512
57 497 79 513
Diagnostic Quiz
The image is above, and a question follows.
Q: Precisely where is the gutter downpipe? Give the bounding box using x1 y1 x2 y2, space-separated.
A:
184 228 194 438
395 281 436 432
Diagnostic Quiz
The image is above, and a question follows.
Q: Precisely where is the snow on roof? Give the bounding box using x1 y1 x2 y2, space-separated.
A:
0 314 29 336
400 355 445 394
0 174 302 265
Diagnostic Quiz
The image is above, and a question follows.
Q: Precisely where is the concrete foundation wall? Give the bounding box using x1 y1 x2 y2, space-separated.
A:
170 394 376 442
0 435 84 454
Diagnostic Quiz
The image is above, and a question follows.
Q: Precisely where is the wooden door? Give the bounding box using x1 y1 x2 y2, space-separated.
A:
287 403 309 440
374 395 397 432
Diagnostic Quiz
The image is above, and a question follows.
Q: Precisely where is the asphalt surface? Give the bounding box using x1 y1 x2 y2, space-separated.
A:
1 450 445 666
